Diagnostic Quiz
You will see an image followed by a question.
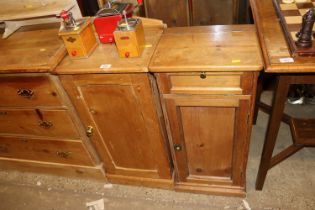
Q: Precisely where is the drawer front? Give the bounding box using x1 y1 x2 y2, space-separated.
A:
0 75 63 107
157 73 243 95
0 109 80 139
0 136 94 166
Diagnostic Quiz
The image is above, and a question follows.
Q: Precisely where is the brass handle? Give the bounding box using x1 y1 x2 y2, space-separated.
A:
56 151 71 159
39 121 53 129
17 89 34 99
0 111 8 116
200 72 207 79
86 126 93 137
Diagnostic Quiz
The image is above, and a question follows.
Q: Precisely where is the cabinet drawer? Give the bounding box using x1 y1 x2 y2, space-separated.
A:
0 75 63 107
157 73 243 95
0 136 94 166
0 109 80 139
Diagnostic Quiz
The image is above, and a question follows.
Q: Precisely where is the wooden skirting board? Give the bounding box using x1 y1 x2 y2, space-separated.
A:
175 182 246 197
0 157 106 180
106 172 175 190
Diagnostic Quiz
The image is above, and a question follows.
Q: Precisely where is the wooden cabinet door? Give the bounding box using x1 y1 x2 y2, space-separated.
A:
163 94 250 191
60 74 172 180
144 0 190 27
191 0 240 25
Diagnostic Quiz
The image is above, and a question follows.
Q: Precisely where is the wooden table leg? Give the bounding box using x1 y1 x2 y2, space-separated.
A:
255 75 290 190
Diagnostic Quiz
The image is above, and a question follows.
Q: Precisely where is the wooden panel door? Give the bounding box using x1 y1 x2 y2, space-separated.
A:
60 74 172 182
144 0 190 27
163 94 251 194
191 0 240 25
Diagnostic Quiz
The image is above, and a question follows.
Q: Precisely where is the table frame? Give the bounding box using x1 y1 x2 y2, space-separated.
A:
254 73 315 190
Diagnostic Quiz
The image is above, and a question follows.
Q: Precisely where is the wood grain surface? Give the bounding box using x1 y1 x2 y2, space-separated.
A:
191 0 239 25
0 0 76 20
144 0 190 27
0 74 63 107
55 18 164 74
250 0 315 72
60 74 173 181
149 25 263 72
0 136 94 166
0 23 66 72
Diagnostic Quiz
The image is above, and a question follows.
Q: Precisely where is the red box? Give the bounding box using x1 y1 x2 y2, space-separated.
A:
94 4 133 44
94 15 122 43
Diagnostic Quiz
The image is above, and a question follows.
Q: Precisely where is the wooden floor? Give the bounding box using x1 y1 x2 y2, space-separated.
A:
0 91 314 210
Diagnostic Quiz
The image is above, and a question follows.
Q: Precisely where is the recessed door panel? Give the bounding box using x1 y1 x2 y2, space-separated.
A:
60 74 172 179
180 107 235 178
80 84 156 170
164 95 250 186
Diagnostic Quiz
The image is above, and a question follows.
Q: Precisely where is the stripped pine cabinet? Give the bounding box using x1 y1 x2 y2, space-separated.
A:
60 73 173 189
150 25 263 196
0 74 104 179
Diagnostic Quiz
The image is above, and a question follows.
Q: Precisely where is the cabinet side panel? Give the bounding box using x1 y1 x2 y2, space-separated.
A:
181 107 235 178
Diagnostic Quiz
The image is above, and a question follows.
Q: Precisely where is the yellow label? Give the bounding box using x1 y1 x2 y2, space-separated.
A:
232 60 241 63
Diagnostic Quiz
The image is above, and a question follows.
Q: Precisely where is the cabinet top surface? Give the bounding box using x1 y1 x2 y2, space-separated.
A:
149 25 263 72
250 0 315 73
55 18 164 74
0 23 66 73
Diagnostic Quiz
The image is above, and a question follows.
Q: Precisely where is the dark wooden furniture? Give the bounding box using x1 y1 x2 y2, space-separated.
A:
144 0 250 27
149 25 263 196
250 0 315 190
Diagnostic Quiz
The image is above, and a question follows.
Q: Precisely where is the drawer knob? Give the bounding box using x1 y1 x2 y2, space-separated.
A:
17 89 34 99
86 126 94 137
39 121 53 129
56 151 71 159
174 144 182 151
200 72 207 79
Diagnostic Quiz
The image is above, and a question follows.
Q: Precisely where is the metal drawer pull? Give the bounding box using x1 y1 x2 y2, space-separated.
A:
200 72 207 79
0 111 8 116
56 151 71 159
86 126 94 137
38 121 53 129
17 89 34 99
174 144 182 151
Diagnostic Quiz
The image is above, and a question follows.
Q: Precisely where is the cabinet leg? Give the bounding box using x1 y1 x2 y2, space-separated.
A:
255 75 290 190
253 72 264 125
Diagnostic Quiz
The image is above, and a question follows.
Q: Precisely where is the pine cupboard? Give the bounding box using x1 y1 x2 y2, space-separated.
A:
150 25 263 196
59 74 173 188
55 23 174 189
